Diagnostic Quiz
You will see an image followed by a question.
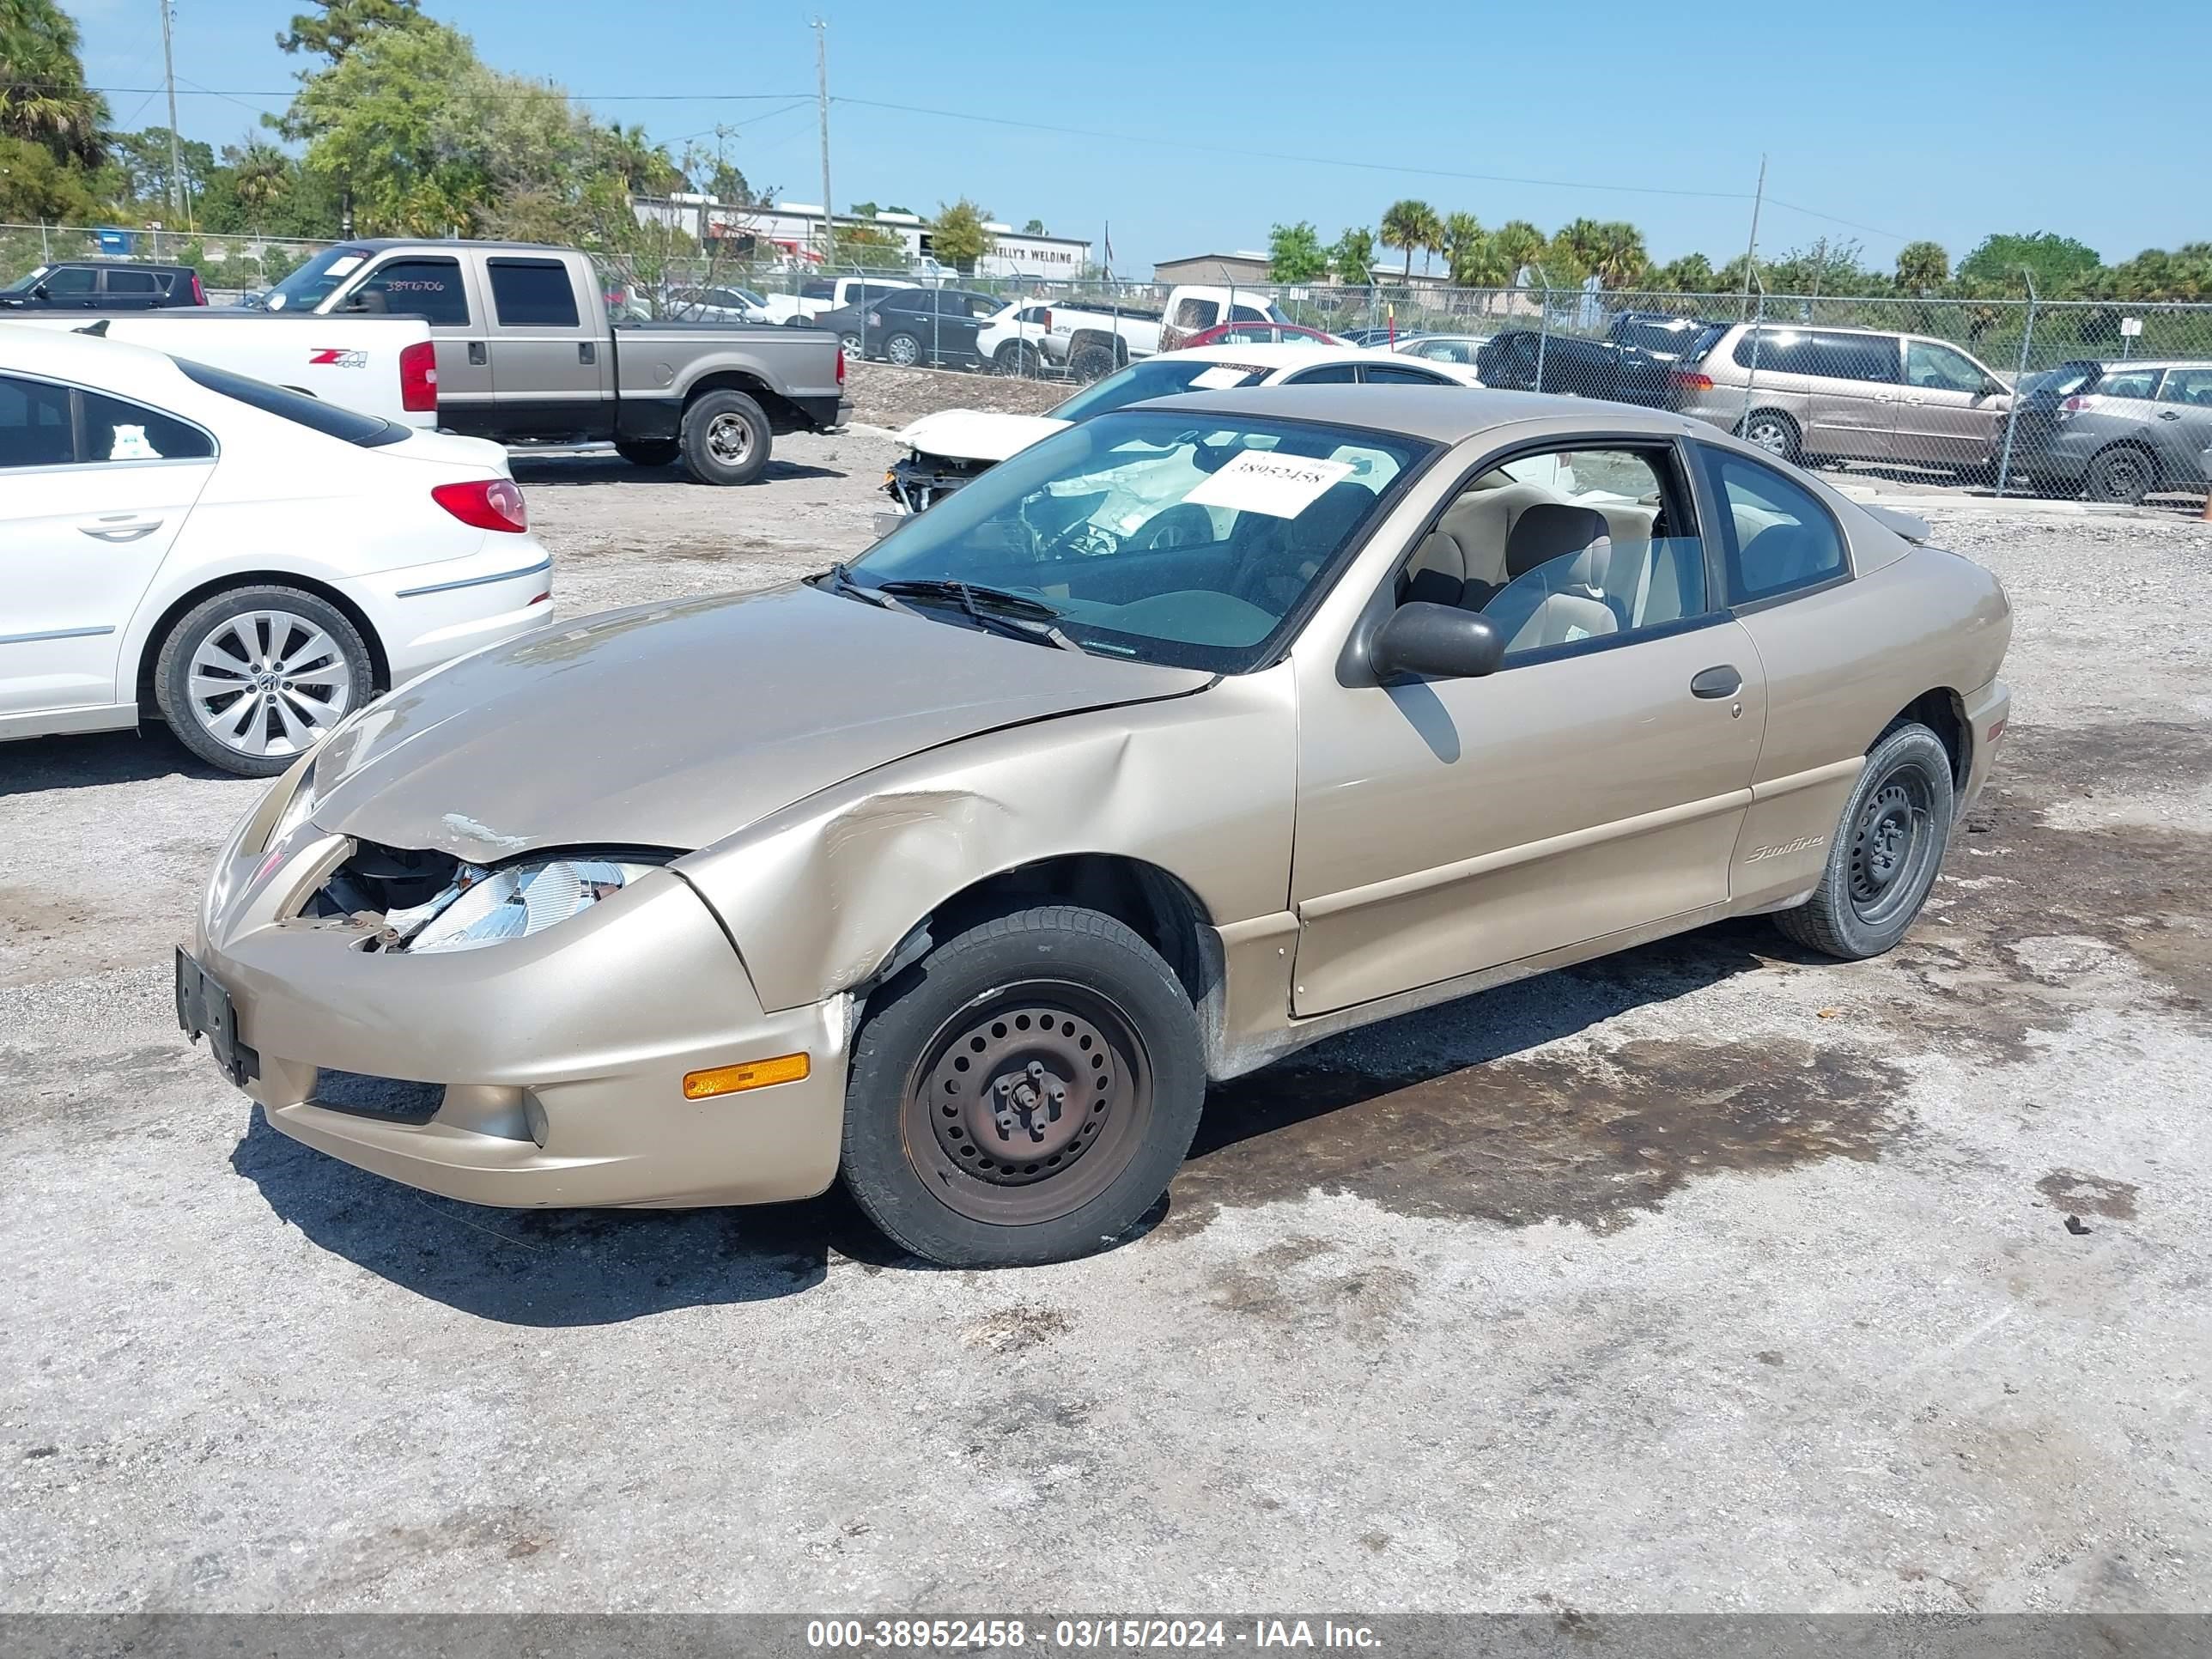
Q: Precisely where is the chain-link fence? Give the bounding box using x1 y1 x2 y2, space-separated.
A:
2 222 341 305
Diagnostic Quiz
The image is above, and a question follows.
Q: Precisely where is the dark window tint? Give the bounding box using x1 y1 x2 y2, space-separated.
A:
1285 363 1358 384
1231 304 1267 323
1812 333 1899 382
800 281 836 300
488 259 580 327
1363 363 1450 385
1698 447 1848 601
1016 306 1051 325
878 290 928 313
0 374 76 466
357 257 469 325
1172 297 1219 331
44 266 96 295
173 357 406 447
78 388 213 459
104 268 161 295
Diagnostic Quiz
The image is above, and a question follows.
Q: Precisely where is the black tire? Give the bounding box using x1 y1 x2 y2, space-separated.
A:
840 905 1206 1268
1738 409 1802 463
2085 445 2155 505
678 389 771 486
1774 721 1955 961
994 342 1042 378
153 584 375 777
1068 344 1115 383
883 331 923 368
614 438 679 468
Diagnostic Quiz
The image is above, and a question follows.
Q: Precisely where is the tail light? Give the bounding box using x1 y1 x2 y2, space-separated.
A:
836 345 846 386
1669 370 1716 393
399 339 439 413
2057 395 2087 421
189 273 206 306
431 477 528 532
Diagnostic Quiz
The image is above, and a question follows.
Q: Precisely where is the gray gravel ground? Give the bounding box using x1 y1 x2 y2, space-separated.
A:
3 432 2210 1613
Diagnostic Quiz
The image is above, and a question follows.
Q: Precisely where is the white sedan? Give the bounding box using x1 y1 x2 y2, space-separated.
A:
2 325 553 775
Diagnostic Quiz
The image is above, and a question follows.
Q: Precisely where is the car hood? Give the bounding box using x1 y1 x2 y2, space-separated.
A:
899 408 1068 464
308 582 1211 861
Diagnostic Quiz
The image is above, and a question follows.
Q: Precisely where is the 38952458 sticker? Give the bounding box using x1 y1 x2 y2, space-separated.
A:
1184 451 1357 519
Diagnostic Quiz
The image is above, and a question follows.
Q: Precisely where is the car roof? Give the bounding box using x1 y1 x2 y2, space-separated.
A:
339 237 574 254
33 258 191 271
1133 382 1699 443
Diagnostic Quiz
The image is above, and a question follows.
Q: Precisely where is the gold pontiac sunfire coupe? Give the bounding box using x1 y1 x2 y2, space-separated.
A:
181 386 2012 1267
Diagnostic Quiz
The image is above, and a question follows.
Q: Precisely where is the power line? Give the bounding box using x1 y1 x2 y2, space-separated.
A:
81 82 812 102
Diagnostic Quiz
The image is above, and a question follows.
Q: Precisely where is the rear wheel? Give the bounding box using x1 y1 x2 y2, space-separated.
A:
614 439 678 468
995 341 1042 378
840 905 1206 1267
2086 445 2155 505
679 389 772 485
884 331 923 368
1069 344 1116 382
154 585 374 776
1738 409 1802 462
1774 721 1954 960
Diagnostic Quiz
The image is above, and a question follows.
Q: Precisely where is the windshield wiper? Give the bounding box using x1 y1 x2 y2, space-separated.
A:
814 562 918 614
874 579 1082 652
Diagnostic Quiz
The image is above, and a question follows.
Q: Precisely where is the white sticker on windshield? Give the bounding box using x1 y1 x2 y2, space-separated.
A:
1185 451 1356 519
325 255 364 277
1189 365 1258 390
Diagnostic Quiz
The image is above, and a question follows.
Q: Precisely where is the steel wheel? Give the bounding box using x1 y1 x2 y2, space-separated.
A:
187 608 356 760
2087 447 2153 505
704 411 755 468
901 980 1155 1228
1846 770 1939 929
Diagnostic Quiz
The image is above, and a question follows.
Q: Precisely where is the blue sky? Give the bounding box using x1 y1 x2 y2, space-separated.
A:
76 0 2206 273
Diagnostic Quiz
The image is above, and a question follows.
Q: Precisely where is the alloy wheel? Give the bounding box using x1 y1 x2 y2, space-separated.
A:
187 610 355 760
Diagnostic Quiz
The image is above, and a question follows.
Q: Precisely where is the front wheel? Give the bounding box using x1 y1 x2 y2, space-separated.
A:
153 585 374 776
840 906 1206 1268
883 331 922 368
679 389 771 485
1774 721 1955 960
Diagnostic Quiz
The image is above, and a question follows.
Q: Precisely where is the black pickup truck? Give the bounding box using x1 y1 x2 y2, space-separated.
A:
1476 311 1727 406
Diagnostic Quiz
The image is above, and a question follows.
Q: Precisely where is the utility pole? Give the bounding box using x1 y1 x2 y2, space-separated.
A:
1737 152 1766 319
811 18 835 270
160 0 185 228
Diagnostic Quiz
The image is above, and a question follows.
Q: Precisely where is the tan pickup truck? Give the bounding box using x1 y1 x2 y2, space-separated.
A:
258 239 848 483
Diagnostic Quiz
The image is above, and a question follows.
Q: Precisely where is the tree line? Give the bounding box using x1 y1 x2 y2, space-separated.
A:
1270 201 2209 304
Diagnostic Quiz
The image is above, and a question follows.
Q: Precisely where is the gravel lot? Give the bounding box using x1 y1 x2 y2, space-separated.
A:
4 404 2210 1614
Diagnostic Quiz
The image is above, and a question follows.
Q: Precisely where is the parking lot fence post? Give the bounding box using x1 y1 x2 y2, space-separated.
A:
1994 276 2038 501
1535 287 1550 391
1739 283 1768 432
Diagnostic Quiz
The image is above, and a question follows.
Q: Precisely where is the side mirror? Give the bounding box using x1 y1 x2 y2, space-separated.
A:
344 289 388 314
1370 602 1505 682
1982 376 2007 398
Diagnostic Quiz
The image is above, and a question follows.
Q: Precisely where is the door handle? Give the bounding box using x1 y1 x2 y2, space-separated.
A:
2158 410 2181 422
78 516 161 543
579 342 596 365
467 341 487 366
1690 665 1742 700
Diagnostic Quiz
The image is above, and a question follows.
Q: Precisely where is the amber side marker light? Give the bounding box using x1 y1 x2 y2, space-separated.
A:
684 1053 811 1099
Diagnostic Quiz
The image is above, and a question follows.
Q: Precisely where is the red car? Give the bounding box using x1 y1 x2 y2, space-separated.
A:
1171 320 1344 350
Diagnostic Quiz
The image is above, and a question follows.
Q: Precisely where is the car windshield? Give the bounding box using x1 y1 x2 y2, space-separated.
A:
262 246 373 313
848 410 1430 673
1049 358 1274 422
2 265 51 295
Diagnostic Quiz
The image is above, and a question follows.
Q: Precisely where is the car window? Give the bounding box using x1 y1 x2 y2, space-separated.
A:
1283 363 1358 384
1696 447 1848 602
881 291 927 313
1363 363 1451 385
105 268 161 295
1230 305 1267 324
44 266 97 295
1397 447 1707 662
1734 329 1822 376
2095 367 2161 401
850 410 1431 674
1412 340 1475 363
77 387 214 460
172 357 407 447
0 374 78 466
1814 333 1900 382
962 295 999 319
1173 297 1219 331
801 281 836 300
1905 341 1992 394
2157 368 2212 406
1046 356 1271 421
488 259 580 328
356 256 470 326
261 245 372 312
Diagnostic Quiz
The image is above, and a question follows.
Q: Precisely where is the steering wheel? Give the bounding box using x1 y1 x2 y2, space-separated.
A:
1044 519 1119 561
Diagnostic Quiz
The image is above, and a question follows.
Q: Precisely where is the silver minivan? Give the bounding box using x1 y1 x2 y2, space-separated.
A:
1670 323 2013 475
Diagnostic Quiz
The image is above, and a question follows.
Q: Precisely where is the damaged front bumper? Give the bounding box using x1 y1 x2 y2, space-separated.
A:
878 449 994 530
182 799 849 1209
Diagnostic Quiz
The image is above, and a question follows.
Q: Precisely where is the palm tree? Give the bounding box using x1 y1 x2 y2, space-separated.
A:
1893 239 1949 296
0 0 108 164
1442 210 1481 283
229 140 291 232
1592 221 1650 289
1415 203 1446 277
1491 219 1546 285
1381 198 1435 283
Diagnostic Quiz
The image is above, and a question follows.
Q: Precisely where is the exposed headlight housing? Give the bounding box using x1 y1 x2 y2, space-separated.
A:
396 857 662 954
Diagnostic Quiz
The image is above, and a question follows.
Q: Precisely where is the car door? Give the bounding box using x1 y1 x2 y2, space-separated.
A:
1687 445 1875 904
40 266 100 308
1897 339 2007 468
1803 332 1902 459
1288 438 1767 1015
100 267 166 310
483 256 610 437
341 252 489 430
0 372 212 720
2151 366 2212 481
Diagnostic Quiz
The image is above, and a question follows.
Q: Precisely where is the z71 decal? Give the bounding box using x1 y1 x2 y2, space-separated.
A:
307 348 368 368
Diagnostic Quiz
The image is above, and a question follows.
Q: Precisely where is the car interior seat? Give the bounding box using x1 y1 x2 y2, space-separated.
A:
1482 503 1620 653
